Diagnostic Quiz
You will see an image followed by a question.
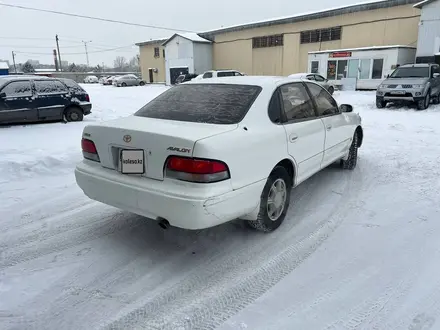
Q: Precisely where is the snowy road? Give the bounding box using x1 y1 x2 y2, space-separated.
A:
1 84 440 330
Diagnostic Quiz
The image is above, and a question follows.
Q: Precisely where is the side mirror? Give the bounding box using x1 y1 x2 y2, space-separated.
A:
340 104 353 113
433 73 440 78
0 92 6 99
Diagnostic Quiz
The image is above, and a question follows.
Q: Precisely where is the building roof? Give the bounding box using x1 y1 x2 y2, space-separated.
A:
309 45 417 54
162 33 211 46
414 0 438 8
135 38 168 47
200 0 420 36
0 62 9 70
186 75 307 87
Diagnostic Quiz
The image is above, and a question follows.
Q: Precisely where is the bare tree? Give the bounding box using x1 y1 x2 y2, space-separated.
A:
114 56 127 70
22 61 35 73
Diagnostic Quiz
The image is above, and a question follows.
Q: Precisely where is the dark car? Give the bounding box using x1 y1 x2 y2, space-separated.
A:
175 73 198 84
0 76 92 124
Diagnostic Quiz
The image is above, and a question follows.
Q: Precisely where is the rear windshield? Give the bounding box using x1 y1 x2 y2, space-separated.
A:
390 67 430 78
59 79 85 93
134 84 262 124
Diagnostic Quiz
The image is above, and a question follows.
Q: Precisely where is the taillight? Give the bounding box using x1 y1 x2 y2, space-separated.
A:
81 138 100 162
85 94 90 102
165 156 230 183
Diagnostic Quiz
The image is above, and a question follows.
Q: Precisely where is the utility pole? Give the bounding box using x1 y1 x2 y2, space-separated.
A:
11 51 17 73
55 34 63 71
82 40 92 67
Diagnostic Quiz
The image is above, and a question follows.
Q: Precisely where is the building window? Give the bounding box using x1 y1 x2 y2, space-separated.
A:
372 59 384 79
252 34 284 48
154 47 160 58
163 49 165 58
311 61 319 73
300 26 342 44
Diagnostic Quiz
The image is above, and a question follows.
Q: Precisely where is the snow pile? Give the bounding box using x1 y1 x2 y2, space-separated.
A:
0 84 168 182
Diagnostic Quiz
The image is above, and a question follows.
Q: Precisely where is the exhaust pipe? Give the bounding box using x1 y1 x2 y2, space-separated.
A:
158 218 170 230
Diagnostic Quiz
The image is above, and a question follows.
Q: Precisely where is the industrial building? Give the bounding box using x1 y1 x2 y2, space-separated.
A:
137 0 439 85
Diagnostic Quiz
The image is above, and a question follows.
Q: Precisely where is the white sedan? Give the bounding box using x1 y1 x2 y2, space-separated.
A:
75 76 363 232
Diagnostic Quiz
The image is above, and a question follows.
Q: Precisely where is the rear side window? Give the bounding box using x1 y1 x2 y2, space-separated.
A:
135 84 262 124
1 81 32 97
60 79 85 93
35 80 68 94
280 83 316 121
217 71 235 77
203 72 213 78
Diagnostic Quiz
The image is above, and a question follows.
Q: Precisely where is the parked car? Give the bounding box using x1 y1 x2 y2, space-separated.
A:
288 72 335 95
99 76 111 84
75 76 362 232
0 76 91 124
113 74 146 87
103 76 119 86
196 70 244 80
84 75 99 84
175 73 199 84
376 63 440 110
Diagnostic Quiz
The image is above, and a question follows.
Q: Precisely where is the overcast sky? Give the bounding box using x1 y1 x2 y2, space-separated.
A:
0 0 360 67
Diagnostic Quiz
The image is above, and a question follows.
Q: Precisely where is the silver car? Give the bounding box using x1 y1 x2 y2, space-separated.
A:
376 63 440 110
114 74 146 87
288 72 335 95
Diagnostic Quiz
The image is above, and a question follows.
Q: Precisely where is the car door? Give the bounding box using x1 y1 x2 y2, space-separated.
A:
0 80 37 124
432 65 440 95
34 79 70 121
305 82 352 167
279 82 326 184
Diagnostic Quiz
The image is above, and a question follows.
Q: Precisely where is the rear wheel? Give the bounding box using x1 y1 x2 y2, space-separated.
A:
328 86 334 95
417 91 430 110
247 166 292 233
64 106 84 122
432 93 440 105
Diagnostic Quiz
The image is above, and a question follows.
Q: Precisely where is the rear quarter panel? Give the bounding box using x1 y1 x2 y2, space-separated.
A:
192 88 290 191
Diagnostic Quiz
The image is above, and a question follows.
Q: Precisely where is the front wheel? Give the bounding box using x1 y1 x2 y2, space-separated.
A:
417 92 430 110
341 132 358 170
432 93 440 105
376 98 387 109
247 166 292 233
121 82 127 87
139 81 145 86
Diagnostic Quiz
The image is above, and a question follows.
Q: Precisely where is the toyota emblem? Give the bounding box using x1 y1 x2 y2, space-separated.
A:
123 135 132 143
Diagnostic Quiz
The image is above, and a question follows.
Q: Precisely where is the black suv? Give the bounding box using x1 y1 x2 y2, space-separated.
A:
0 76 92 124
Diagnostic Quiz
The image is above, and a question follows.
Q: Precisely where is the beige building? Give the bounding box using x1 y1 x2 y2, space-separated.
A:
137 0 422 83
136 38 167 83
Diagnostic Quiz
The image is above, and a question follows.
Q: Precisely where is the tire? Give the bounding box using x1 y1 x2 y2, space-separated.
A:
247 166 292 233
64 106 84 122
376 98 387 109
328 86 334 95
417 91 430 110
432 93 440 105
139 81 145 86
121 82 127 87
341 132 358 170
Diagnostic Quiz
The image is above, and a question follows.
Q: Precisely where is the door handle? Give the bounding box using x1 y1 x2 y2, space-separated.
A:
289 134 298 142
326 125 332 131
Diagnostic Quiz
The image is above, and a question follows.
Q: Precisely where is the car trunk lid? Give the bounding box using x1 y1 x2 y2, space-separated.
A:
83 116 238 180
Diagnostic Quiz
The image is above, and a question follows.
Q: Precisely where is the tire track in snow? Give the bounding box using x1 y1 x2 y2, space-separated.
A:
101 167 361 330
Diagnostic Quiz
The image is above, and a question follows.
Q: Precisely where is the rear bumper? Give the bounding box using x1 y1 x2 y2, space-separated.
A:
81 103 92 115
74 161 264 230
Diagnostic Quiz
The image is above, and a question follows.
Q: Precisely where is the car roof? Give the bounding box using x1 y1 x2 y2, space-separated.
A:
185 75 309 88
0 75 51 82
400 63 431 68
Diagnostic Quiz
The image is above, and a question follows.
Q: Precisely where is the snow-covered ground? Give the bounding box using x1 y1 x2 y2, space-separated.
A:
1 84 440 330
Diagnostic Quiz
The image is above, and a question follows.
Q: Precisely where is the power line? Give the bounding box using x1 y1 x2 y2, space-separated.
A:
0 2 195 33
14 44 136 56
0 44 83 49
